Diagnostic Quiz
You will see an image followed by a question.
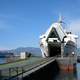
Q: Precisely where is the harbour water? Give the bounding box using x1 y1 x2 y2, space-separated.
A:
0 58 6 64
54 63 80 80
77 63 80 80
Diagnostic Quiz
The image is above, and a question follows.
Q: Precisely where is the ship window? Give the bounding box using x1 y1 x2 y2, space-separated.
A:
48 28 60 40
49 31 57 38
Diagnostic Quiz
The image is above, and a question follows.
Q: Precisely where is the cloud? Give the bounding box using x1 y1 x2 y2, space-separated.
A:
69 19 80 47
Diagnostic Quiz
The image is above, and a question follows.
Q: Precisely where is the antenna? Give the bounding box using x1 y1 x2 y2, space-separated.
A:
58 14 67 30
58 14 63 23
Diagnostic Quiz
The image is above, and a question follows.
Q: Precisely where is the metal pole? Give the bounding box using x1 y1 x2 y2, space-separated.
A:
61 42 64 58
16 67 18 80
9 68 11 79
0 70 2 79
22 67 24 79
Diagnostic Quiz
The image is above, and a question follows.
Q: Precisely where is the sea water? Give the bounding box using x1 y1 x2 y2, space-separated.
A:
77 63 80 80
0 58 6 64
54 63 80 80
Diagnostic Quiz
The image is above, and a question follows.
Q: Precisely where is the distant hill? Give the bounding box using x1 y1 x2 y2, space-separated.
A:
0 47 80 57
0 47 42 57
9 47 42 56
0 51 13 58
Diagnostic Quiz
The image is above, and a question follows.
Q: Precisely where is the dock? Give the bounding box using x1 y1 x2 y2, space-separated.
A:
0 56 77 80
0 57 58 80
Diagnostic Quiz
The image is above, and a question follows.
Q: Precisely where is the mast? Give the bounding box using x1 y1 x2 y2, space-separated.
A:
58 14 63 23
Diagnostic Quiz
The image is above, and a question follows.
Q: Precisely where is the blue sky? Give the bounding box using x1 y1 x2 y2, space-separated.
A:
0 0 80 49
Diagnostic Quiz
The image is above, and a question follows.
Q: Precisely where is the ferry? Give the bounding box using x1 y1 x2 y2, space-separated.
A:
40 17 78 58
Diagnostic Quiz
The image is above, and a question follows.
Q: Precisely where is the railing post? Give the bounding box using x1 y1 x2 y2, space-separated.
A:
0 70 2 80
16 67 18 80
9 68 11 79
22 67 24 79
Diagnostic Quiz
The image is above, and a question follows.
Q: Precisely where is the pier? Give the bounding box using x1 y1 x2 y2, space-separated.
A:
0 56 77 80
0 57 59 80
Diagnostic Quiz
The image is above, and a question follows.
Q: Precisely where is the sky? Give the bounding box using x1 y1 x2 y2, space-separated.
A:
0 0 80 50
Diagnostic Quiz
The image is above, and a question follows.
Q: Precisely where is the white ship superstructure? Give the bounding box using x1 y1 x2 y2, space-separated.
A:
40 18 78 58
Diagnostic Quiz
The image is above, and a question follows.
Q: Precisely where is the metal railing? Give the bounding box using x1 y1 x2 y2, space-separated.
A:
0 57 55 80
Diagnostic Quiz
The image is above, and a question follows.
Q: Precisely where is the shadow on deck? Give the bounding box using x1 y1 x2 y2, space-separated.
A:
23 60 60 80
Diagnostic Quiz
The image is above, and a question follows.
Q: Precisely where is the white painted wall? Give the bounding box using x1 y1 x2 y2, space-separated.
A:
20 52 26 59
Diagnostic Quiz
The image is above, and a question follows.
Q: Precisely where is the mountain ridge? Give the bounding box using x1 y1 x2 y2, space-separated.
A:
0 47 42 57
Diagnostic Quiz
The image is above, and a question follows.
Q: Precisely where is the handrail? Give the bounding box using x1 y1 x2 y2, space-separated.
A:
0 57 55 80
